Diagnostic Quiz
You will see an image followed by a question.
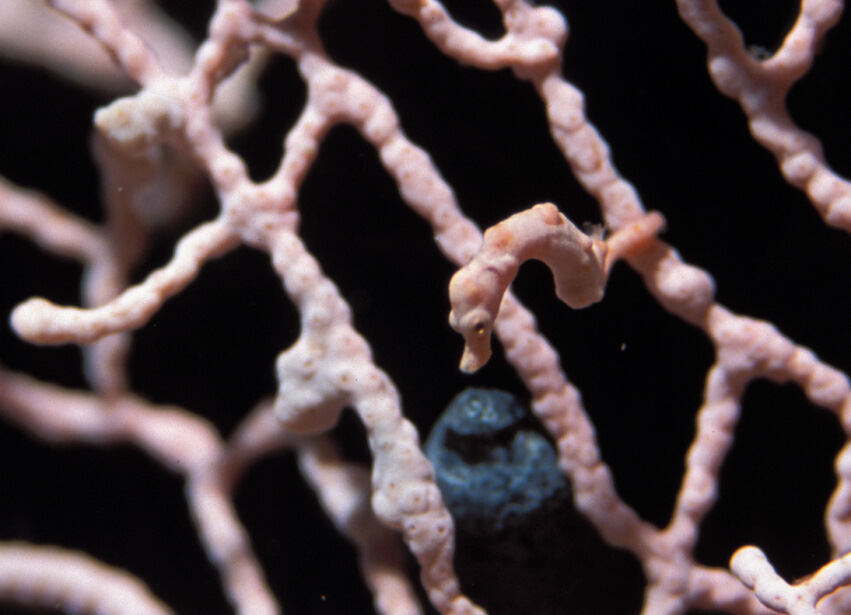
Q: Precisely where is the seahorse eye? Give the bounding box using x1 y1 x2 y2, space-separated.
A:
474 321 486 335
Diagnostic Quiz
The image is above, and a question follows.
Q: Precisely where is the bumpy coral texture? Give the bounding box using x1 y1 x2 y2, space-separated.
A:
1 1 851 615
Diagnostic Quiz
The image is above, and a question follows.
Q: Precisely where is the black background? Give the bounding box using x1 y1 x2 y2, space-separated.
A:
1 0 851 613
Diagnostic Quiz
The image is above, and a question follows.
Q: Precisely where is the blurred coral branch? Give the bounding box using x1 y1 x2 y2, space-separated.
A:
1 0 850 614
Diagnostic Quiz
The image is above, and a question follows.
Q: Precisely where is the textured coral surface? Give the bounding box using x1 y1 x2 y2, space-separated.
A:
1 1 851 614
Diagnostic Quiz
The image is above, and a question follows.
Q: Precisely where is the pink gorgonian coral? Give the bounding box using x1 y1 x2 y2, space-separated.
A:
1 1 851 614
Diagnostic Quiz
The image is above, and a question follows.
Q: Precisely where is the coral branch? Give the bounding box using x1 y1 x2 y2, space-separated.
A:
187 475 281 615
0 543 173 615
388 0 563 73
268 229 484 614
2 0 851 613
0 176 106 263
676 0 851 231
224 403 424 615
731 547 824 615
48 0 165 85
10 219 240 345
296 437 425 615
